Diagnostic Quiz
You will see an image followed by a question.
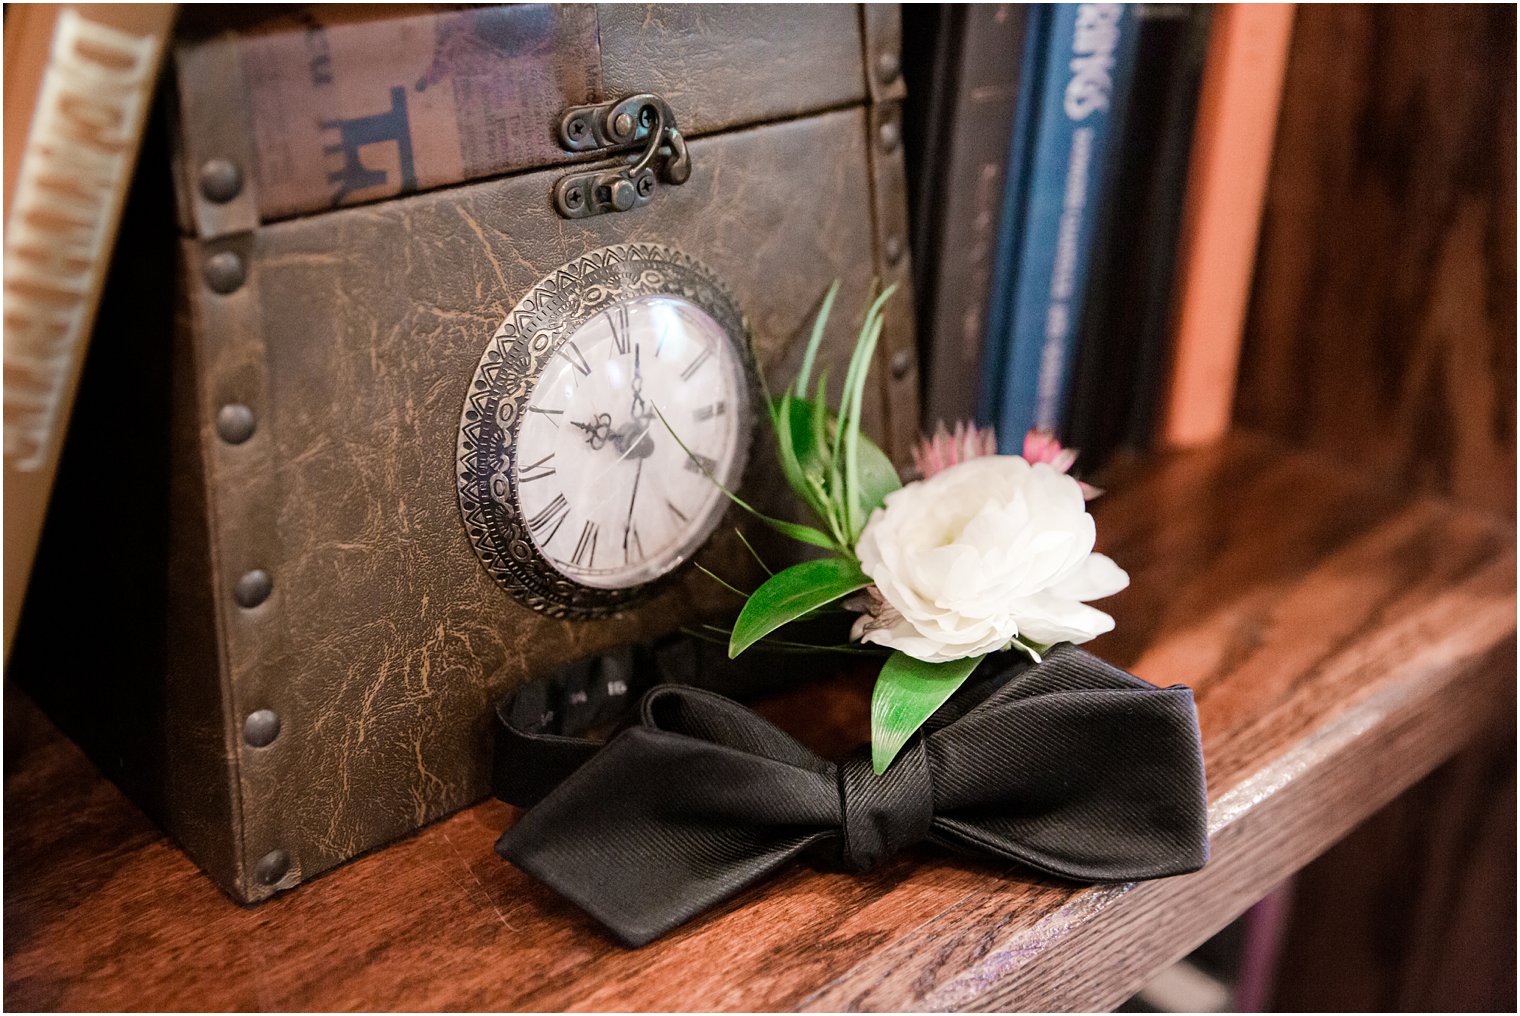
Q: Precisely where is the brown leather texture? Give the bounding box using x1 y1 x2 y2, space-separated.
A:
174 4 867 227
23 4 919 904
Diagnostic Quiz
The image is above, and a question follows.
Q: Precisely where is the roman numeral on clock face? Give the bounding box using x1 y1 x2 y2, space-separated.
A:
666 499 688 523
527 406 563 427
606 304 631 356
527 493 570 545
684 452 718 475
680 345 713 381
572 521 598 568
518 452 556 483
556 339 591 376
693 401 726 422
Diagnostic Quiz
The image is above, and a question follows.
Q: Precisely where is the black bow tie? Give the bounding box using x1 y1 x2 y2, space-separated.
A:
493 641 1208 948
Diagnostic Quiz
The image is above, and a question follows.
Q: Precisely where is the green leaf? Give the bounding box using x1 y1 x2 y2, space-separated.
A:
774 393 843 540
729 556 870 658
870 651 985 773
774 391 814 510
773 391 852 543
811 373 833 468
772 388 899 543
854 428 901 519
794 280 840 400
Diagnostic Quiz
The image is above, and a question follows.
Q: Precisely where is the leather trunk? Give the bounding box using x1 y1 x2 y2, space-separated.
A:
10 3 918 904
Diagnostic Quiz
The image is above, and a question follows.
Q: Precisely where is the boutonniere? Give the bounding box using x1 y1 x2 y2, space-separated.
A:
679 284 1128 772
495 284 1208 947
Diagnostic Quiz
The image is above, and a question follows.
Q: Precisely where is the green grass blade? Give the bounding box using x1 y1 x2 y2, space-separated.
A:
831 285 897 538
655 405 839 551
794 280 840 400
694 562 752 599
843 315 885 538
733 527 774 576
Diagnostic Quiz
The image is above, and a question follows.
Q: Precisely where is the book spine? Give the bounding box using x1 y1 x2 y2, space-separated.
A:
3 4 177 658
992 3 1141 449
977 5 1050 429
1123 5 1215 449
1065 4 1214 468
1159 3 1296 447
919 4 1029 429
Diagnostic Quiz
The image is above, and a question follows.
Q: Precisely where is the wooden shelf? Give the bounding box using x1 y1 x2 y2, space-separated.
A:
4 432 1513 1011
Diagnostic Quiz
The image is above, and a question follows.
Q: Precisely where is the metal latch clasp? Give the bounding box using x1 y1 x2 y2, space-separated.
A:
553 94 691 218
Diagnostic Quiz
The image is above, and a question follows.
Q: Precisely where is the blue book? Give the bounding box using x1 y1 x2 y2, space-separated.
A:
977 4 1050 430
987 4 1141 450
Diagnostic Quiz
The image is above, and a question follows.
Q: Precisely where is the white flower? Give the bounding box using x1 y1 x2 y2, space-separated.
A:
852 455 1129 663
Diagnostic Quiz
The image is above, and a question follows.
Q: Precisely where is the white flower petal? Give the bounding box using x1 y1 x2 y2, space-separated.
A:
852 454 1124 661
1049 552 1130 601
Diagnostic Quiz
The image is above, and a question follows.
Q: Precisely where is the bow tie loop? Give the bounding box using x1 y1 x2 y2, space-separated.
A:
835 742 933 871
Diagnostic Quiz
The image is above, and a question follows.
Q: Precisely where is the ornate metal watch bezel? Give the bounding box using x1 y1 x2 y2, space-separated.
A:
457 243 757 619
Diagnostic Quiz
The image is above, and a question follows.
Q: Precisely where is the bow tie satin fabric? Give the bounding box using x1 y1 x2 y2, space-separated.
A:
493 640 1209 948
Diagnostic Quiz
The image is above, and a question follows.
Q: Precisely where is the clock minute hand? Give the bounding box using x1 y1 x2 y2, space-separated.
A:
622 457 644 561
629 342 652 423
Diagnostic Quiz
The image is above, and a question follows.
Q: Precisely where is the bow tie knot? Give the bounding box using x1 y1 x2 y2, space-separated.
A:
836 743 933 871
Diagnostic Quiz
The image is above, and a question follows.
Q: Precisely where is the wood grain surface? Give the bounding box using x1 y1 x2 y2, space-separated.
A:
1238 4 1517 517
5 432 1514 1012
1272 731 1516 1011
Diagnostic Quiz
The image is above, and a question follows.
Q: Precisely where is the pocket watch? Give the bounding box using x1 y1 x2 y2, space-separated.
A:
457 244 756 618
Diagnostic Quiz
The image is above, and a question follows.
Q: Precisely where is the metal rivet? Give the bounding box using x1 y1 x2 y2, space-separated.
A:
877 51 900 85
204 251 245 294
217 403 256 444
885 235 903 266
243 709 281 748
609 177 636 212
253 849 290 887
613 111 634 138
891 349 913 380
199 158 243 204
234 569 272 609
878 120 900 154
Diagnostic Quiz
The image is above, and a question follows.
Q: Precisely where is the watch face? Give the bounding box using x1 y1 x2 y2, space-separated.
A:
457 244 756 618
514 294 747 589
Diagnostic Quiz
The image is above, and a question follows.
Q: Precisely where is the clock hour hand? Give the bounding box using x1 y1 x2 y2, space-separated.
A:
573 412 655 459
572 412 614 450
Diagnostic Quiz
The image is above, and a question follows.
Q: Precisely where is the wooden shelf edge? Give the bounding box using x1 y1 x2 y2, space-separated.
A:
807 605 1514 1011
4 433 1515 1012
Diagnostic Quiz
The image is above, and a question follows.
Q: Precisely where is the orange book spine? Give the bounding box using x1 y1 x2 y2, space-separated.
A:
3 4 177 657
1160 3 1295 447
